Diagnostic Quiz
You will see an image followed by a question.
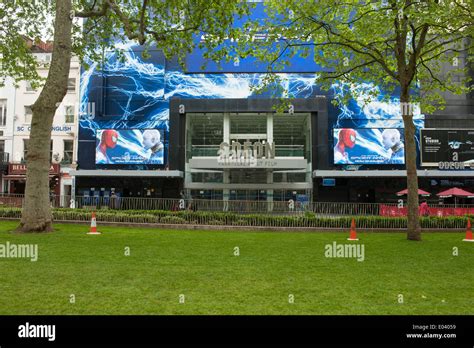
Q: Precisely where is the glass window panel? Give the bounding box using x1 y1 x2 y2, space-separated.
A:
229 169 267 184
67 78 76 92
0 99 7 126
273 113 310 159
273 172 307 183
191 172 223 183
63 140 74 164
230 113 266 135
187 113 223 159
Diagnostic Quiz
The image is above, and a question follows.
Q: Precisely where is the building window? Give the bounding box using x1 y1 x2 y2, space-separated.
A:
23 139 29 161
63 140 73 164
186 113 224 159
0 99 6 126
25 81 36 92
273 113 310 159
25 106 33 123
0 140 5 153
50 140 53 162
230 113 267 135
65 105 75 123
43 54 51 64
67 78 76 92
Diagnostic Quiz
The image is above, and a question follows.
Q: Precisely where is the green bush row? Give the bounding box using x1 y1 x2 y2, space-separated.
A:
0 207 471 229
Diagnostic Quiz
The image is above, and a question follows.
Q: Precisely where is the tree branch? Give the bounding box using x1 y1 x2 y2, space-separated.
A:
407 23 429 82
319 59 377 80
138 0 148 45
305 16 398 80
417 46 470 66
75 1 110 18
420 58 459 94
420 36 470 60
105 0 141 41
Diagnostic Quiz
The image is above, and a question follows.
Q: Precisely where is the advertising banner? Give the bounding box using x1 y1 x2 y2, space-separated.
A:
186 2 323 73
333 128 405 165
380 204 474 217
95 129 165 165
420 129 474 166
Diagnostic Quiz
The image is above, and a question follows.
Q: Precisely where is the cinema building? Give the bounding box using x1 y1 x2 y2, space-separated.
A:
170 98 321 203
73 14 473 204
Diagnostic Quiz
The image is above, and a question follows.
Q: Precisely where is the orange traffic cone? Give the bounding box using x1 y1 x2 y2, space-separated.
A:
87 212 101 235
347 218 358 241
463 218 473 242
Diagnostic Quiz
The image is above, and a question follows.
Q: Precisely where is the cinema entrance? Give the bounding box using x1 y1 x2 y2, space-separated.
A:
183 111 313 206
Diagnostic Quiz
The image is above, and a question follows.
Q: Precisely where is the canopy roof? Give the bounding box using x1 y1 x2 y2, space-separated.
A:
396 189 430 196
437 187 474 198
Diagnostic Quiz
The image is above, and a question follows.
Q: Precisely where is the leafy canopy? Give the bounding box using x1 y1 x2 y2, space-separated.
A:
216 0 473 110
0 0 251 86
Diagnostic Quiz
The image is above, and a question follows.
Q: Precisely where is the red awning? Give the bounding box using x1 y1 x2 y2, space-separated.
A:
437 187 474 198
396 188 431 196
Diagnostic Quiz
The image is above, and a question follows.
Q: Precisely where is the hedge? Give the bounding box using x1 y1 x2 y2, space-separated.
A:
0 207 472 229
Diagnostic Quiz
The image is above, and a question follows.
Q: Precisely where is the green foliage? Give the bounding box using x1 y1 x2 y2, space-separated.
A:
0 0 251 84
0 1 53 86
0 207 471 229
226 0 473 110
159 215 187 225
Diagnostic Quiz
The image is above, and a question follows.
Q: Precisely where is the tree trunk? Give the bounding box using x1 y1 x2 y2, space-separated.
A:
17 0 73 232
401 89 421 241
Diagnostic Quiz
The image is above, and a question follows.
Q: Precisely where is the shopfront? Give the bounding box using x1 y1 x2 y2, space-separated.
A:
4 163 60 195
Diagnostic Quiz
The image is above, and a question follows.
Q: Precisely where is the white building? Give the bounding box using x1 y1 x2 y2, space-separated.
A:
0 77 16 187
0 40 80 200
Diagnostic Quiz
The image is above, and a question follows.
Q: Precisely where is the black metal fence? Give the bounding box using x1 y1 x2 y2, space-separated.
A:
0 206 471 230
1 193 474 217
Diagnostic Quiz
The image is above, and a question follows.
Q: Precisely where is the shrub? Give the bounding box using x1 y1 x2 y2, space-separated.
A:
0 206 471 229
232 219 249 226
159 216 187 224
0 208 21 218
207 219 225 225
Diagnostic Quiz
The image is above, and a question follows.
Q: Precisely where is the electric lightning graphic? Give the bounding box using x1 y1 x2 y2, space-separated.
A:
80 42 425 145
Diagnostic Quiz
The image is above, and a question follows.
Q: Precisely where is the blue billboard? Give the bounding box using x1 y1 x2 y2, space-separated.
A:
95 129 165 165
333 128 405 165
78 4 424 170
185 2 323 73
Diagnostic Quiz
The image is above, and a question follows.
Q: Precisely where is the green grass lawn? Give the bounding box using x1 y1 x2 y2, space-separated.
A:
0 220 472 315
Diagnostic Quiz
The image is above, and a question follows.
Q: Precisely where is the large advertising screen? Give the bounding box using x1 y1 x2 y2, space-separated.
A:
95 129 165 165
421 129 474 166
186 2 323 73
333 128 405 165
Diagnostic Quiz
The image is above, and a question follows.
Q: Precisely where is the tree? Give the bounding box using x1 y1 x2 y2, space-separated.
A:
224 0 473 240
0 0 249 232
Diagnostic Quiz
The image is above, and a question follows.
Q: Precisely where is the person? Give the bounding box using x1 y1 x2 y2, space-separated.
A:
96 130 119 164
419 199 430 217
109 191 117 209
49 190 55 207
382 129 405 164
334 128 356 164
